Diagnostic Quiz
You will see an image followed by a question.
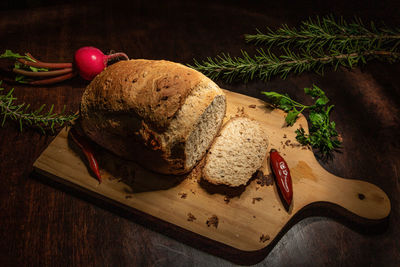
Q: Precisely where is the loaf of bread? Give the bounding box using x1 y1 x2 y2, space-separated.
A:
202 117 269 187
80 59 226 175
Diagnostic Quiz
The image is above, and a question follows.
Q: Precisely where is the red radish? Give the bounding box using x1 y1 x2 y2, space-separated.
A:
74 46 129 80
5 47 129 85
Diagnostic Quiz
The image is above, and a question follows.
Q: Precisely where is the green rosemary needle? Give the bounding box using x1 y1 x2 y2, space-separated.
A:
245 15 400 52
0 82 78 134
190 15 400 82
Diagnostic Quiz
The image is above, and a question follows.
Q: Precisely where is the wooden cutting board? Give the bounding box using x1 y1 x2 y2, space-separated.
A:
33 89 390 254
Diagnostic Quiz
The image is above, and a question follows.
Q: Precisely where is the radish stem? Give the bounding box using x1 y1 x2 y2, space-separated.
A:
26 53 40 62
106 52 129 62
29 72 76 85
17 58 72 69
13 68 72 77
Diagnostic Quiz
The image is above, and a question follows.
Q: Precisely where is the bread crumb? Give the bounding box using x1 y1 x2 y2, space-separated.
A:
256 170 274 186
259 234 270 243
283 134 287 138
252 197 263 204
248 104 256 109
224 197 231 204
206 215 219 228
235 106 246 117
187 213 196 222
125 195 132 199
178 192 187 199
289 142 301 148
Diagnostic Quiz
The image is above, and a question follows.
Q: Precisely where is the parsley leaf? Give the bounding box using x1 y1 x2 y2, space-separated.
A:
286 108 300 126
262 85 342 156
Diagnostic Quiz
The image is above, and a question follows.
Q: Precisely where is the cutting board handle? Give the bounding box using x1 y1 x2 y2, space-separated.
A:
315 172 391 220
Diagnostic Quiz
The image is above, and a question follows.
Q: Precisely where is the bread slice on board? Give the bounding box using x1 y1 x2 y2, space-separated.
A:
202 117 269 187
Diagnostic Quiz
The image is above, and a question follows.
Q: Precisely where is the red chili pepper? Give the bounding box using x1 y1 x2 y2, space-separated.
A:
270 149 293 207
69 127 102 183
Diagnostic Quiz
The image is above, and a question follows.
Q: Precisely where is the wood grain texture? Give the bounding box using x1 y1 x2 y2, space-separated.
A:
33 90 390 254
0 0 399 266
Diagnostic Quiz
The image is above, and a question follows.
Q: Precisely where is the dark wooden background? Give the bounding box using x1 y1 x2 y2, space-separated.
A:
0 0 399 266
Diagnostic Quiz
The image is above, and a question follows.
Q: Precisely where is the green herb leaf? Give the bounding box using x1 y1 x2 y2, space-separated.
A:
15 74 30 83
264 85 341 156
304 85 325 98
0 50 34 62
315 97 329 106
190 15 400 82
261 91 285 102
309 111 325 126
261 91 298 112
0 81 78 133
1 50 49 83
286 109 300 126
279 97 294 112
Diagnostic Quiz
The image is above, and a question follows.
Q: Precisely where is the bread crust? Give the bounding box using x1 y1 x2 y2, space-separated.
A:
80 59 225 174
81 59 204 131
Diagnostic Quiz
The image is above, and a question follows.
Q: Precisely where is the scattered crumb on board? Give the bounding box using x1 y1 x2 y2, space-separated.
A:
125 195 133 199
187 213 196 222
178 192 187 199
206 215 219 228
248 104 257 109
224 197 231 204
256 171 274 186
252 197 263 204
259 234 270 243
232 106 248 118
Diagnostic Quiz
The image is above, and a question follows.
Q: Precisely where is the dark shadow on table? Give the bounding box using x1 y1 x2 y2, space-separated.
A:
66 130 187 193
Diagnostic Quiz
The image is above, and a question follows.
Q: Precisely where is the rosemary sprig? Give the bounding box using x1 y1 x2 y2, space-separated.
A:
191 48 399 82
190 15 400 82
245 15 400 52
0 81 78 134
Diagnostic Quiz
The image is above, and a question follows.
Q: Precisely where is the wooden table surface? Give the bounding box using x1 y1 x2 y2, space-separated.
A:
0 0 399 266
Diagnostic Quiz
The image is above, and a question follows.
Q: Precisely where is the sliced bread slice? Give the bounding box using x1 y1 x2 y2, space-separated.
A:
202 117 269 187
